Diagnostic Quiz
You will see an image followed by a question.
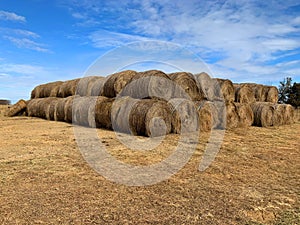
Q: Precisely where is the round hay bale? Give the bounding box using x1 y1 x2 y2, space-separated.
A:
90 77 107 96
102 70 137 98
27 98 42 117
5 99 27 117
168 72 204 101
212 78 235 102
234 103 254 127
31 81 63 98
45 98 60 120
86 76 103 96
234 84 256 104
27 98 57 119
263 86 279 103
72 96 98 127
76 76 99 96
273 104 295 125
120 70 174 100
194 72 215 101
54 98 66 121
243 83 265 101
94 96 114 129
194 100 219 132
111 97 172 137
58 79 80 98
64 96 76 123
225 101 239 129
167 98 199 134
251 102 274 127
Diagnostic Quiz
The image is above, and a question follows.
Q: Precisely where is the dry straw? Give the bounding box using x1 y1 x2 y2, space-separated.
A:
90 77 107 96
251 102 274 127
31 81 63 99
102 70 137 97
5 99 27 117
168 72 204 101
194 100 219 132
234 103 254 127
167 98 199 134
95 96 114 129
111 96 172 137
120 70 174 100
234 84 256 104
73 96 98 127
194 72 215 101
76 76 100 96
213 78 235 102
58 79 80 98
225 101 240 129
263 86 279 103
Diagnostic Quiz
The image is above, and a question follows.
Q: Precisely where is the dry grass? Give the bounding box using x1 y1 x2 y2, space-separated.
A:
0 106 299 224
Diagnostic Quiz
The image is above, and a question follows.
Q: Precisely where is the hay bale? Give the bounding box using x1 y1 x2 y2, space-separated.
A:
90 77 107 96
167 98 199 134
120 70 174 100
31 81 63 98
58 79 80 98
27 98 57 119
111 97 172 137
72 96 98 127
212 78 235 102
234 103 254 127
225 101 240 129
5 99 27 117
102 70 137 97
194 72 215 100
64 96 76 123
194 100 219 132
234 84 256 104
45 98 60 120
0 99 10 105
168 72 204 101
263 86 279 103
251 102 274 127
273 104 295 125
242 83 265 101
95 96 115 129
54 98 66 121
76 76 99 96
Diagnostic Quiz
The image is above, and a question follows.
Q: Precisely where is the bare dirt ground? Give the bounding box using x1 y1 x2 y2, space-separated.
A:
0 105 299 224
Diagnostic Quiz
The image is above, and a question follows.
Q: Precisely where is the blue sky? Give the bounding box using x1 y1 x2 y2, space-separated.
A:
0 0 300 102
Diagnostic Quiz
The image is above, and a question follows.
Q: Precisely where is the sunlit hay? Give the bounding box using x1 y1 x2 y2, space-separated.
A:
76 76 100 96
225 101 240 129
90 77 107 96
46 98 60 121
5 99 27 117
54 98 66 121
234 103 254 127
102 70 137 98
168 72 204 101
58 79 80 98
130 99 172 137
251 102 275 127
72 96 98 127
167 98 199 134
95 96 114 129
31 81 63 99
233 84 256 104
64 95 76 123
194 100 218 132
212 78 235 102
194 72 215 101
120 70 174 100
263 85 279 103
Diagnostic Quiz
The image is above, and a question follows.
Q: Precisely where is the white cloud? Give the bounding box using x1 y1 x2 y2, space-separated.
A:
4 36 50 53
0 10 26 22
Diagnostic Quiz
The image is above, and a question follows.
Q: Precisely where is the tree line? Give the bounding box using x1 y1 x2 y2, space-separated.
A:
278 77 300 108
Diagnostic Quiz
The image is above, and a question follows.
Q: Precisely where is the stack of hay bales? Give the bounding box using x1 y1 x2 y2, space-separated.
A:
17 69 295 137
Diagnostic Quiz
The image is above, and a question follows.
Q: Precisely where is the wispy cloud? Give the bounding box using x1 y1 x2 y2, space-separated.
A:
0 10 26 22
4 36 51 53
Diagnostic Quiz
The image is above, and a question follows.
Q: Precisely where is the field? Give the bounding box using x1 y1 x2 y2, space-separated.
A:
0 105 299 224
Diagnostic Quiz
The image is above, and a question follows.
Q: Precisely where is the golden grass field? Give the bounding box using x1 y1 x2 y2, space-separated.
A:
0 105 299 224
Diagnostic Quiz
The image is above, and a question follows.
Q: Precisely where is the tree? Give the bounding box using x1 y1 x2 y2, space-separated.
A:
288 82 300 108
278 77 292 104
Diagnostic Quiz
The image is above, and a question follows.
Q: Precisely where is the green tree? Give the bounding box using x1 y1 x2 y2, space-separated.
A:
278 77 292 104
288 82 300 108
